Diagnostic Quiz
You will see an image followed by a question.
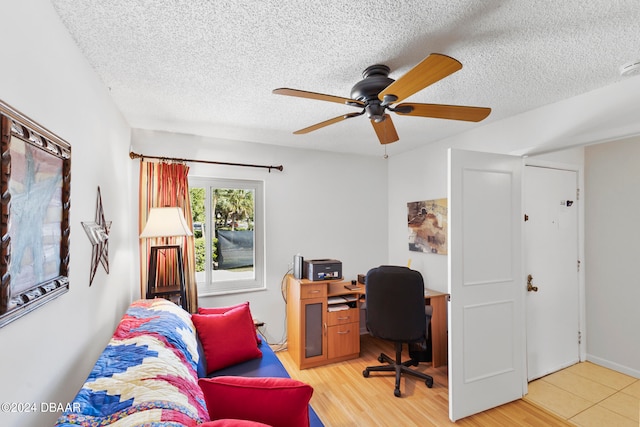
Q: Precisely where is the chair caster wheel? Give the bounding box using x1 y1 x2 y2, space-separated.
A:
394 388 401 397
426 377 434 388
363 369 370 378
378 355 385 363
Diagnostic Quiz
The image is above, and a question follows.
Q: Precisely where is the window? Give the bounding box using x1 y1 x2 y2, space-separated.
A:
188 177 264 295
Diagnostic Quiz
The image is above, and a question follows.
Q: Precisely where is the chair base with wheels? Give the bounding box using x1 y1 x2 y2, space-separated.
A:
363 341 434 397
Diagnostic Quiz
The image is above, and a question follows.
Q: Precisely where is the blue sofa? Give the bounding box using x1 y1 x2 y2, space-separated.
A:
201 335 323 427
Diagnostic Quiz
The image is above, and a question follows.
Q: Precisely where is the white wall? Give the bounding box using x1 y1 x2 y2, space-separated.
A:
387 144 450 291
131 129 388 342
0 2 135 426
584 137 640 377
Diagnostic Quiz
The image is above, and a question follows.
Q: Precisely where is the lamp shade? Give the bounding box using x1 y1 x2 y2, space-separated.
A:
140 207 194 238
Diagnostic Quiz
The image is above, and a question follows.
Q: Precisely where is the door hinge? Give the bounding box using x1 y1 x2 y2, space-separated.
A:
576 188 580 201
578 330 582 345
524 214 529 222
577 259 581 272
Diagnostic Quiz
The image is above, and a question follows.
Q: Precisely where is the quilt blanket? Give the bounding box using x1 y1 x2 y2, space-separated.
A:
55 299 209 426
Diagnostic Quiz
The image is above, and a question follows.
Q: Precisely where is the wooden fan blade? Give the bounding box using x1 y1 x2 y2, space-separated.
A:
293 112 363 134
371 115 399 144
396 103 491 122
273 88 364 107
378 54 462 104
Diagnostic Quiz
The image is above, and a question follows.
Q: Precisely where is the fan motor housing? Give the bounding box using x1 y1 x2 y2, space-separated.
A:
350 64 394 102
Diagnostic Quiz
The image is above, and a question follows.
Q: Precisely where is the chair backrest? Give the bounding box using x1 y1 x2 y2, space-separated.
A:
365 265 426 343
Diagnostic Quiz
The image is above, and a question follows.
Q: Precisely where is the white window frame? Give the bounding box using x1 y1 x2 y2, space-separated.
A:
188 177 265 296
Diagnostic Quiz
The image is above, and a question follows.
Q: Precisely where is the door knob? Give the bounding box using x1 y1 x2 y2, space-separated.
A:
527 274 538 292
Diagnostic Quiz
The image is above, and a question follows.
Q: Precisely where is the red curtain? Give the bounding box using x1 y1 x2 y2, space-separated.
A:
138 160 198 313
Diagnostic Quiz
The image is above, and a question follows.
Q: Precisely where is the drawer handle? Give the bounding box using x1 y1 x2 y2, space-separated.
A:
337 330 351 335
337 316 350 321
309 290 321 294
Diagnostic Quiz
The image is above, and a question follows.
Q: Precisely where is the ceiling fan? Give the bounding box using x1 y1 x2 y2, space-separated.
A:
273 53 491 145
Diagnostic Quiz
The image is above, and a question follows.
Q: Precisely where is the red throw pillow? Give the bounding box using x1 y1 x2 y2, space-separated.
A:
198 302 248 315
198 302 262 344
201 420 271 427
199 376 313 427
192 305 262 373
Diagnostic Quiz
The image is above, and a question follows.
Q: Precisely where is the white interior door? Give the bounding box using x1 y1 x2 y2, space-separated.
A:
448 149 525 421
525 166 580 380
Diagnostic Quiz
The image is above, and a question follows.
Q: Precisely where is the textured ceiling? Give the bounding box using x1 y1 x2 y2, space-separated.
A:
51 0 640 157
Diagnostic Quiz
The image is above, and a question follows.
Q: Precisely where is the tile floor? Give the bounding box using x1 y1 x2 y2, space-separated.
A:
524 362 640 426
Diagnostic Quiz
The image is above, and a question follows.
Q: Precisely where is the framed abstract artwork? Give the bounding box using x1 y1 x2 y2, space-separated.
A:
0 100 71 328
407 198 447 255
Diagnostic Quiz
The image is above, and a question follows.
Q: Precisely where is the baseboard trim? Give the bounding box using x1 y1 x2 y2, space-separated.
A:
586 354 640 379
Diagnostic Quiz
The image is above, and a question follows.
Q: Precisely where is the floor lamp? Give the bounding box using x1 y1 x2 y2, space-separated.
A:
140 207 193 310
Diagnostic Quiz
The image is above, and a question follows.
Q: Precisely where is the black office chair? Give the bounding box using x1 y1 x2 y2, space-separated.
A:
362 265 434 397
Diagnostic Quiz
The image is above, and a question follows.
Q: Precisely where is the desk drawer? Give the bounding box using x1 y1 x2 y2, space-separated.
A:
300 284 326 299
327 323 359 359
327 308 358 326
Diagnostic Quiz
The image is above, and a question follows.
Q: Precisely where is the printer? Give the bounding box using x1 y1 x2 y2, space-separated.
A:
303 259 342 281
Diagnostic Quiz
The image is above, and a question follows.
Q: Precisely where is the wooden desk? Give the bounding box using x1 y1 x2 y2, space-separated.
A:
286 276 361 369
286 274 449 370
355 286 448 368
424 289 448 368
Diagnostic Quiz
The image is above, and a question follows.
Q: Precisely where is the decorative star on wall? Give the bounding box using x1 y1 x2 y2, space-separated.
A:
82 186 112 286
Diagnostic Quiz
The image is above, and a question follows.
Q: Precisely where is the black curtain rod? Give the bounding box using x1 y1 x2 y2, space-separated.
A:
129 151 283 172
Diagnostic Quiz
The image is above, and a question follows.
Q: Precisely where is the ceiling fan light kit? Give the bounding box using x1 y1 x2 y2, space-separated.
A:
273 53 491 146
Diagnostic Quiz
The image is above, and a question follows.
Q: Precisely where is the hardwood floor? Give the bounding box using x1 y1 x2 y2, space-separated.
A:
276 335 572 426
